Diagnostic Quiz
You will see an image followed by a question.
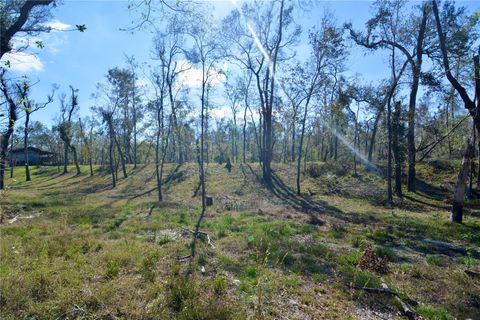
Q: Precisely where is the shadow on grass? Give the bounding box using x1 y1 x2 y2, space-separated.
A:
415 179 449 201
129 164 184 200
27 173 87 191
403 194 450 211
244 164 373 226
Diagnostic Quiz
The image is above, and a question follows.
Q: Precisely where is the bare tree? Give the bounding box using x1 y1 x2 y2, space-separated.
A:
432 0 479 222
347 1 429 191
294 13 346 195
78 117 94 176
57 86 81 175
222 0 300 184
185 9 222 257
16 81 54 181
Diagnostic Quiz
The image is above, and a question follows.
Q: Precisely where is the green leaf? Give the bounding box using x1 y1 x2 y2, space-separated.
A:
247 235 254 242
76 24 87 32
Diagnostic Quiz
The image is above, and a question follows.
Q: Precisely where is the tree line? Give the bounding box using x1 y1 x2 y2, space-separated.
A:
1 0 479 228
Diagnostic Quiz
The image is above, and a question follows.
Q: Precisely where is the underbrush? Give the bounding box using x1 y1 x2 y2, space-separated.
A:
1 162 479 319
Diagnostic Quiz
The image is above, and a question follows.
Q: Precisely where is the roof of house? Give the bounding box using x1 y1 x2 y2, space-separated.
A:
11 147 57 155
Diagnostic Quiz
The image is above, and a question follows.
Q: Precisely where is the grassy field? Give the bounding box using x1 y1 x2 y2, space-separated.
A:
1 161 479 319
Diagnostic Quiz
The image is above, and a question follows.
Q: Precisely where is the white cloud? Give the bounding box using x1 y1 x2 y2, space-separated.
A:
210 106 233 119
177 60 225 89
1 51 43 73
0 19 71 73
44 20 72 31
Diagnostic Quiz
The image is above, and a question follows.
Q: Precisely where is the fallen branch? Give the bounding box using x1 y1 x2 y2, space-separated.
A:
357 286 396 295
417 115 469 162
7 212 43 224
54 304 85 320
357 281 418 320
465 270 480 278
381 281 416 320
183 228 215 248
393 295 415 320
176 254 192 261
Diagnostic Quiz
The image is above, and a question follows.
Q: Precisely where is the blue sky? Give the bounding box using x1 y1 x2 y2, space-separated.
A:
2 0 479 127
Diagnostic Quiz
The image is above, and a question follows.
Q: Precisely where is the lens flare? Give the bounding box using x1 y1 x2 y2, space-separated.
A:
229 0 380 174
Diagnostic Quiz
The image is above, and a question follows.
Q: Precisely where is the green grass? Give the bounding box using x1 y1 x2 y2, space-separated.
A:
1 162 479 319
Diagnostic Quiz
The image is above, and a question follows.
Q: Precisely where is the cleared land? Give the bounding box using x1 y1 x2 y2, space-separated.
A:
1 161 479 319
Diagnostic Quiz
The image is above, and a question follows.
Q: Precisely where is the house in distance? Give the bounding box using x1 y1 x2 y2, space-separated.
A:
10 147 57 166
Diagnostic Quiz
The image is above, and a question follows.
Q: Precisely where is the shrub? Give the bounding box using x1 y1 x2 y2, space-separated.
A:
337 250 362 266
245 266 257 278
426 255 446 266
375 246 396 261
212 275 228 294
355 270 381 288
351 235 369 249
105 260 120 279
141 251 160 282
416 304 452 320
306 164 323 178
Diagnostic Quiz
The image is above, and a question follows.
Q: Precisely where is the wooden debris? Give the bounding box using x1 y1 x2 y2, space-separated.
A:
182 228 215 248
381 282 415 320
177 254 192 261
357 280 419 320
358 244 390 274
465 270 480 278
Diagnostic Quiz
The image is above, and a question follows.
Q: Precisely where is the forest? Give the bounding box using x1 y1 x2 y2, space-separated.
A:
1 0 479 319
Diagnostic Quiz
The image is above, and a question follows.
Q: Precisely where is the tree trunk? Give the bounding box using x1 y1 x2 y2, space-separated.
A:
192 64 208 258
0 0 54 59
63 142 68 174
264 111 273 185
297 102 308 195
451 140 474 223
368 108 382 163
71 145 81 175
0 128 13 190
232 114 238 163
155 98 170 202
89 127 94 176
24 111 31 181
133 90 137 169
477 139 480 190
353 104 360 176
407 5 428 193
468 124 476 197
387 100 393 204
114 134 127 178
334 119 338 161
109 136 116 188
303 134 310 174
432 0 480 135
155 121 162 201
167 80 182 164
9 133 14 179
243 105 247 163
291 109 297 162
393 102 402 197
